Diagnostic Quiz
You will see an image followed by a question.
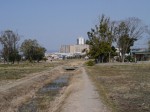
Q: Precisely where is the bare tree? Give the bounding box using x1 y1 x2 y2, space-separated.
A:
114 17 147 62
0 30 20 63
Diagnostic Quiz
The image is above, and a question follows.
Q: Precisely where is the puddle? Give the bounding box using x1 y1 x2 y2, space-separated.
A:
18 100 38 112
64 66 78 71
40 75 69 92
18 74 70 112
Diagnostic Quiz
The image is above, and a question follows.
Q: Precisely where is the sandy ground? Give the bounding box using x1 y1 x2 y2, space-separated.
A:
59 67 109 112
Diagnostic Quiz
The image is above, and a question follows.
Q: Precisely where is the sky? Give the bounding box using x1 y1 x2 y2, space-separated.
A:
0 0 150 52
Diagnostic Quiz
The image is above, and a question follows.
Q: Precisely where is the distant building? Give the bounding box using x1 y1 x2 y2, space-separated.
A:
74 44 89 54
77 37 85 45
131 48 150 61
69 44 89 54
60 37 89 55
60 45 70 53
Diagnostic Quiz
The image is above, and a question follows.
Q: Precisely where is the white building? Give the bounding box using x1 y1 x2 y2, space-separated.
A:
77 37 85 45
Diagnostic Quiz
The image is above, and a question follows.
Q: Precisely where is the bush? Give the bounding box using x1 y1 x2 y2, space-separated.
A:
86 60 95 66
125 55 134 62
43 57 48 62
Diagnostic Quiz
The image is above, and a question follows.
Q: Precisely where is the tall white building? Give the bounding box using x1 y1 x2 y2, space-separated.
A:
77 37 85 45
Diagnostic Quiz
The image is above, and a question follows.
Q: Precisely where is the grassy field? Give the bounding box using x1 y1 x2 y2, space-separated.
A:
0 61 64 80
86 63 150 112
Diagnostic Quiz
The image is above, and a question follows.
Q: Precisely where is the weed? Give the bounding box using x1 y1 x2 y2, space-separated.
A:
86 63 150 112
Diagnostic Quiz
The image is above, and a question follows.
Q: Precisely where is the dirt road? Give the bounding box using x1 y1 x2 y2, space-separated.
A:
0 65 65 112
60 67 109 112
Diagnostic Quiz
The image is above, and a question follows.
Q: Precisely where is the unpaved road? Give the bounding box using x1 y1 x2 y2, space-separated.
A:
60 67 109 112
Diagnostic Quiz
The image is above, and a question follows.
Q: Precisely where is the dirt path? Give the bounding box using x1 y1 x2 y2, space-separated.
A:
0 60 110 112
60 67 109 112
0 65 62 92
0 65 65 112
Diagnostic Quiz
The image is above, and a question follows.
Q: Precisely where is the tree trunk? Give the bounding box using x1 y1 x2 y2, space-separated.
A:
102 56 104 63
122 54 125 63
109 52 110 63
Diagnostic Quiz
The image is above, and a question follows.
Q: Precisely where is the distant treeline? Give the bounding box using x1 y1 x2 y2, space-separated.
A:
86 14 150 63
0 30 46 64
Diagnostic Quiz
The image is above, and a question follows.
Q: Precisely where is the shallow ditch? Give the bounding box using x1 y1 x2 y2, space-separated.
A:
64 66 78 71
18 74 71 112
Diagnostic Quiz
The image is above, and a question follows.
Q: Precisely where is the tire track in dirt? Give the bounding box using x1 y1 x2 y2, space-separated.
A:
0 65 65 112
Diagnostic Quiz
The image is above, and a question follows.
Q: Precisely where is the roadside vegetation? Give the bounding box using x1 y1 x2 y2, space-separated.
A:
86 63 150 112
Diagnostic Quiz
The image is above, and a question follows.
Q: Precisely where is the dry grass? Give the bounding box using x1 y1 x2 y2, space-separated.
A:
86 63 150 112
0 61 64 80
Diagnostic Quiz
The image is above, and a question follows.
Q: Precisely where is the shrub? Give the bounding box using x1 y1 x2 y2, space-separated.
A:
125 55 134 62
86 60 95 66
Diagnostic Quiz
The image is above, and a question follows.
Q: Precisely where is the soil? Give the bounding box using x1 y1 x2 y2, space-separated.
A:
59 67 109 112
0 60 110 112
0 65 65 112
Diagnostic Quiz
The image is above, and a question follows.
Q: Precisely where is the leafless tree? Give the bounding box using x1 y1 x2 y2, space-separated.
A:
0 30 20 63
114 17 147 62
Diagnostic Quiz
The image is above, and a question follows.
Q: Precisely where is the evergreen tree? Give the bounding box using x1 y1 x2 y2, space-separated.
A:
87 15 115 63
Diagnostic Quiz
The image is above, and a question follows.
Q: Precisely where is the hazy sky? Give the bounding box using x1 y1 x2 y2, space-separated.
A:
0 0 150 52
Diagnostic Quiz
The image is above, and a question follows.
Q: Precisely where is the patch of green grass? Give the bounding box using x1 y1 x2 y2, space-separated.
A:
86 63 150 112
